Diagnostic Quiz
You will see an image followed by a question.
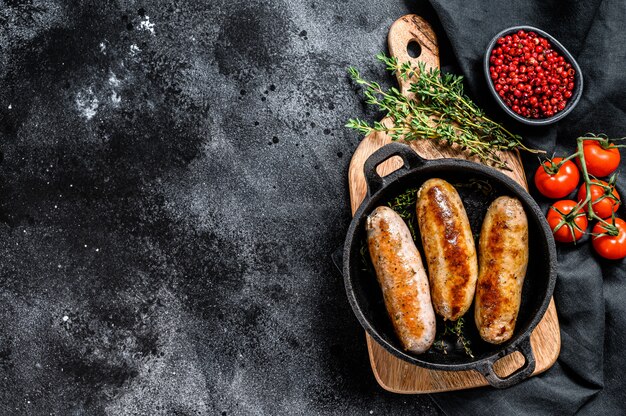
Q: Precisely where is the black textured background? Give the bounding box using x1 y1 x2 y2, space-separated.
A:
0 0 447 414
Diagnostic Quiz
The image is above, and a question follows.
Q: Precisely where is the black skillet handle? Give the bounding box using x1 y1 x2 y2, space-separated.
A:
364 143 426 197
476 337 536 389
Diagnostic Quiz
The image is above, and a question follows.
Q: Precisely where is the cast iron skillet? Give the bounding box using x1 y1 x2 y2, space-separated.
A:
343 142 557 389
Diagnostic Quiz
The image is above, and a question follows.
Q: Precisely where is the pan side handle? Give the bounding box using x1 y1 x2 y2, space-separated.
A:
476 337 536 389
363 142 426 196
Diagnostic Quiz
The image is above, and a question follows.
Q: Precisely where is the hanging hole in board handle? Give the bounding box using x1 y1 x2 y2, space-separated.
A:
407 40 422 59
387 15 440 92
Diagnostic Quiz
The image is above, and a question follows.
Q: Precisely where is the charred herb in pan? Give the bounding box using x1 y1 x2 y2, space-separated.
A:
452 178 494 197
432 317 474 358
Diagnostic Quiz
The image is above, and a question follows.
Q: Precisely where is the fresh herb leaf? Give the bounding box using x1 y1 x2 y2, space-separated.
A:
387 188 419 240
348 54 544 169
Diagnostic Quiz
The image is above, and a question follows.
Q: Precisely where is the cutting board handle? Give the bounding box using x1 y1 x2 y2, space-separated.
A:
387 14 440 94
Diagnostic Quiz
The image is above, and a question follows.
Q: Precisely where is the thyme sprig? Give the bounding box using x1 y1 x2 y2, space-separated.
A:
347 54 544 170
387 187 419 240
433 317 474 358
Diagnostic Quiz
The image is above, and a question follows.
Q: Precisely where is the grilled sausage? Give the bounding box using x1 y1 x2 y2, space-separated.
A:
475 196 529 344
366 206 436 354
416 178 478 321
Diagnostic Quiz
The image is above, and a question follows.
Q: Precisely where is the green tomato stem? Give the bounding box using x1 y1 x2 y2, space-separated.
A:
575 136 620 236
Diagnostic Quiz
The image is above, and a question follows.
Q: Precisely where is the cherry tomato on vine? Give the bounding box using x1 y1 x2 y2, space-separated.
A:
592 218 626 260
578 139 621 178
546 200 588 243
577 179 621 219
535 158 581 199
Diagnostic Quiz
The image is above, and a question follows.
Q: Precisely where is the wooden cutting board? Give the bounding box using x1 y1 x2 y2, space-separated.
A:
348 14 561 393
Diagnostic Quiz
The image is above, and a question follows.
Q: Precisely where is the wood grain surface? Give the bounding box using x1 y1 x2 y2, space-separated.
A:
348 14 560 394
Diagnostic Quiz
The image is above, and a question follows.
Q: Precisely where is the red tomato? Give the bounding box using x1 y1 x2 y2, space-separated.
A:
577 180 621 219
546 200 588 243
535 158 580 199
592 218 626 260
579 139 621 178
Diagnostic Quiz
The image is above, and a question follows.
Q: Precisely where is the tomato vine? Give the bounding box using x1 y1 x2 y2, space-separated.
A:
542 134 625 244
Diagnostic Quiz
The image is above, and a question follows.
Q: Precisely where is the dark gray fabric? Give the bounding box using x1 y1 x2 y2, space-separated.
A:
424 1 626 414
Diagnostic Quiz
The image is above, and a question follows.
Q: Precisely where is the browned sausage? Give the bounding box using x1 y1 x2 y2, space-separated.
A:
475 196 529 344
366 206 436 354
416 178 478 321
